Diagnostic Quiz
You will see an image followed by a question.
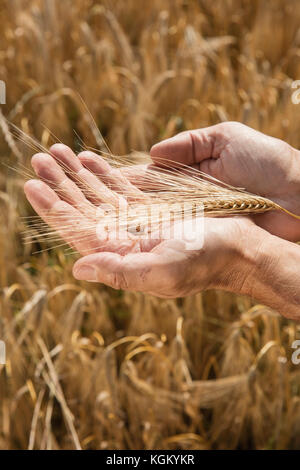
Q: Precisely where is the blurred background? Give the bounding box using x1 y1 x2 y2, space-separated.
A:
1 0 300 450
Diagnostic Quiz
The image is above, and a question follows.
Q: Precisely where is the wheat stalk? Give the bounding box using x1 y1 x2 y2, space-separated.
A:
21 149 300 253
4 118 300 251
0 109 23 161
93 152 296 218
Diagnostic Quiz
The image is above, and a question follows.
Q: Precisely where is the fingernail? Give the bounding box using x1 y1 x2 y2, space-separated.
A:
74 265 97 281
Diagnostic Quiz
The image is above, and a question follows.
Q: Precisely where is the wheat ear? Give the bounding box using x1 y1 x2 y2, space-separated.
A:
4 120 300 251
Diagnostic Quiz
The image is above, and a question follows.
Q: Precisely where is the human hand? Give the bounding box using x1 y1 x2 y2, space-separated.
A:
24 144 257 298
149 122 300 241
24 143 300 318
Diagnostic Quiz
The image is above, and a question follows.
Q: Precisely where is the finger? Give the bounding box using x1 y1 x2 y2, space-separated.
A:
120 164 169 191
72 249 173 292
24 180 145 255
24 179 101 254
31 153 95 216
50 144 124 207
72 240 187 293
150 125 222 167
78 151 145 201
120 164 148 188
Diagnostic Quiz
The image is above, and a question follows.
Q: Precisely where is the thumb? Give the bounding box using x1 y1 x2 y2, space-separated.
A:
72 249 173 292
150 125 222 167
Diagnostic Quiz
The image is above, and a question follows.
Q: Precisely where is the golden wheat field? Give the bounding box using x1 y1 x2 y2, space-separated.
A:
1 0 300 450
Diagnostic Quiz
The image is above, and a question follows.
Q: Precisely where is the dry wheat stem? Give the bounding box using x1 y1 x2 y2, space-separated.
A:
20 160 299 254
2 119 300 251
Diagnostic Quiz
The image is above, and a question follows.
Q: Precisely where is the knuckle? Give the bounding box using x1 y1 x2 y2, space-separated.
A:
218 121 241 130
227 121 246 131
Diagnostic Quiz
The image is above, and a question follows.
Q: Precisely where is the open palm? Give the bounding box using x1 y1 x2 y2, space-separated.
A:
24 144 255 297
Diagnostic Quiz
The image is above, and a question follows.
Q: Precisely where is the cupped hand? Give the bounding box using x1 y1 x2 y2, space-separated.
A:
149 122 300 241
24 144 256 297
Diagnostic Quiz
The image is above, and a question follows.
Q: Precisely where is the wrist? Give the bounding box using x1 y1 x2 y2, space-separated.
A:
210 224 266 294
216 225 300 319
280 146 300 239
